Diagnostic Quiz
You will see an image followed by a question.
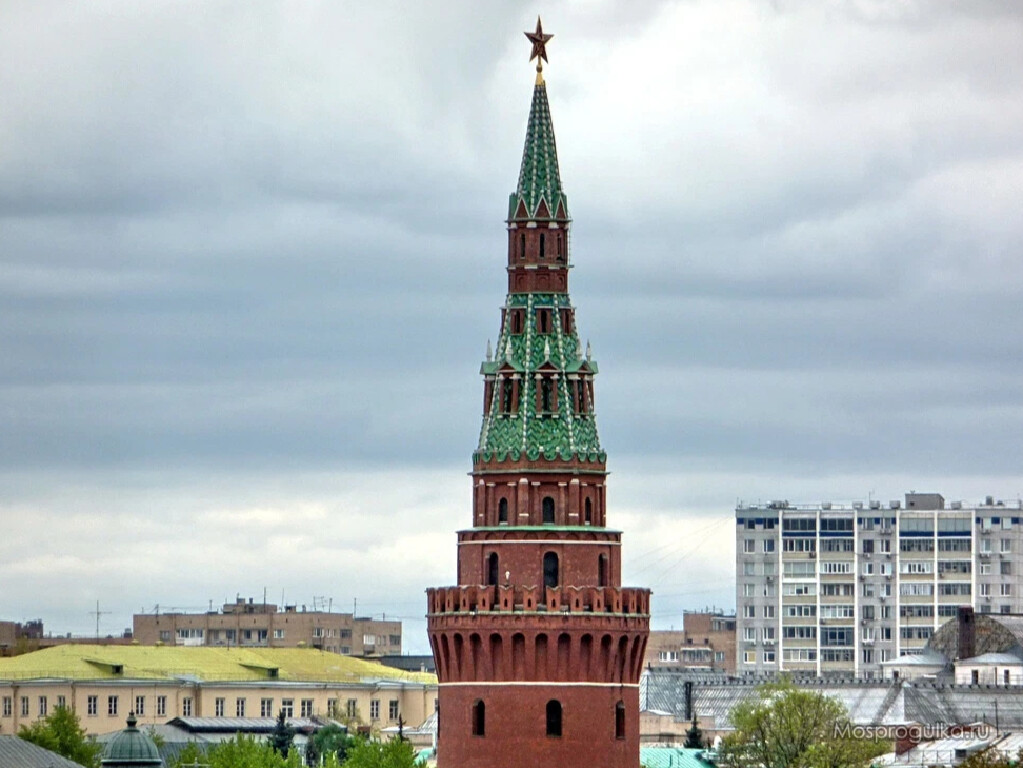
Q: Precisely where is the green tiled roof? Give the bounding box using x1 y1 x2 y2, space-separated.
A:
508 83 568 221
475 292 602 462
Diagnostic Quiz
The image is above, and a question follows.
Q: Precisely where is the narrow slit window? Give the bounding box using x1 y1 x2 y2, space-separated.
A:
472 700 485 736
543 552 559 588
487 553 499 586
546 700 562 737
543 497 556 525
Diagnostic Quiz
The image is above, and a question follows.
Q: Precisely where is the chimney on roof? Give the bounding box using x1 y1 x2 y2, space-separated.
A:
958 605 976 660
895 724 922 755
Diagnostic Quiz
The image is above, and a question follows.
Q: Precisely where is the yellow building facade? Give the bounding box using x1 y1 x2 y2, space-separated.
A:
0 645 437 736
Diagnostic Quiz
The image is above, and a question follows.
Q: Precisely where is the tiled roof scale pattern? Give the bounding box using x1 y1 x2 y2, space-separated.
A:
510 83 567 222
476 292 601 460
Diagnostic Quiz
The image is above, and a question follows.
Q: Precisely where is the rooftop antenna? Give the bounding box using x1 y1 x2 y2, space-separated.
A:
89 600 112 638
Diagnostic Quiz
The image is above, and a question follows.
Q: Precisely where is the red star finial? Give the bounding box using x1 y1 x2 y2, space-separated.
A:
525 17 554 73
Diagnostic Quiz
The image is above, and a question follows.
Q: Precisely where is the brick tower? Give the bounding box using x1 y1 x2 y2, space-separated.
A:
426 20 650 768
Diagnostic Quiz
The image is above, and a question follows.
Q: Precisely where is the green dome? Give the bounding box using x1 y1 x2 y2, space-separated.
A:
102 713 163 766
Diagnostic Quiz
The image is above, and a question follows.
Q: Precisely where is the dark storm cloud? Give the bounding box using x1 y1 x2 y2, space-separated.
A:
1 1 1022 639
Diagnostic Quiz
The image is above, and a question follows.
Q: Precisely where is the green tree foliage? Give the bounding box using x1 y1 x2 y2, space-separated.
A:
18 705 103 768
717 682 886 768
169 733 302 768
683 713 703 749
342 737 423 768
306 723 361 766
269 709 296 757
167 741 206 767
958 747 1023 768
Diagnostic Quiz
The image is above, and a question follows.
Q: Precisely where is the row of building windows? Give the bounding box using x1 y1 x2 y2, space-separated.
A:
1 695 399 722
161 627 363 644
514 231 567 263
494 496 596 526
469 699 624 740
505 306 573 335
485 551 608 588
492 375 593 416
745 648 895 665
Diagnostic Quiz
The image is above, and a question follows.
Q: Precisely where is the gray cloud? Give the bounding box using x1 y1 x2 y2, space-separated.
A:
1 1 1022 647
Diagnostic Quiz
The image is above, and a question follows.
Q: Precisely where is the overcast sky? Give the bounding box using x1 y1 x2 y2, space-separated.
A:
2 1 1022 654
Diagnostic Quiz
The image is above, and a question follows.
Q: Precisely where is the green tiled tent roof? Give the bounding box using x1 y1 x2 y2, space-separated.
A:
475 294 602 462
508 83 569 221
479 76 601 464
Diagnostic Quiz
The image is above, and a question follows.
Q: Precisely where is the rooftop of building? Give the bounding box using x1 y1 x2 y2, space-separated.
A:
642 670 1023 730
0 735 85 768
136 597 398 622
737 492 1022 514
0 644 436 684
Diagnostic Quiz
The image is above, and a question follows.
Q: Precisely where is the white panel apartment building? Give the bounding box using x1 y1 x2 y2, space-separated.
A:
736 493 1023 678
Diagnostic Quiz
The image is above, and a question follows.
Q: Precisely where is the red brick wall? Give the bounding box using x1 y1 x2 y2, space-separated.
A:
436 684 640 768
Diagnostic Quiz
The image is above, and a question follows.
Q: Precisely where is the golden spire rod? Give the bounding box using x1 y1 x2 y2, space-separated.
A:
525 16 553 85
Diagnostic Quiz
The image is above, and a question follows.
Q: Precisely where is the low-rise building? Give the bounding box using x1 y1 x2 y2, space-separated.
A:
0 645 437 737
0 620 45 655
133 598 401 657
644 612 736 674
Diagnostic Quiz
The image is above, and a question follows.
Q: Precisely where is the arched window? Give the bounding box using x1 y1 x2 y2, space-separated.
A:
598 554 608 587
543 552 559 589
539 233 546 260
472 700 485 736
542 496 555 525
546 700 562 737
615 701 625 740
537 309 550 334
501 380 512 413
557 233 564 261
584 498 592 525
498 498 508 525
519 233 525 260
541 378 553 412
486 553 499 586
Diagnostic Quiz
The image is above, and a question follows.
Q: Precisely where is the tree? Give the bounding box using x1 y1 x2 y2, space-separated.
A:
958 748 1023 768
171 733 301 768
342 738 423 768
306 723 361 766
18 704 103 768
683 712 703 749
269 709 296 757
167 741 206 768
717 682 885 768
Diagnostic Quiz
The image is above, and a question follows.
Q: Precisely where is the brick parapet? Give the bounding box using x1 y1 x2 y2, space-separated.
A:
427 586 649 616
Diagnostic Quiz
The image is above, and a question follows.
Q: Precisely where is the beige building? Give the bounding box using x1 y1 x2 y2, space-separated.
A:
133 599 401 657
643 612 736 675
0 645 436 737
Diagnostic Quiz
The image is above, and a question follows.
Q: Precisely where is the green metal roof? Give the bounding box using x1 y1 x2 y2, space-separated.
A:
102 713 163 766
475 293 603 462
639 747 716 768
508 82 568 221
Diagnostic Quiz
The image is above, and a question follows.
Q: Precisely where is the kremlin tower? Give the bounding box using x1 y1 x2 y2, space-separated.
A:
426 20 650 768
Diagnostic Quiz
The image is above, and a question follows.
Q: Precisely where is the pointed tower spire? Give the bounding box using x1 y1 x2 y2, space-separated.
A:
429 25 649 768
510 18 568 225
